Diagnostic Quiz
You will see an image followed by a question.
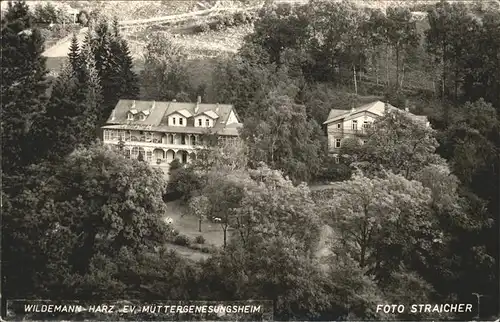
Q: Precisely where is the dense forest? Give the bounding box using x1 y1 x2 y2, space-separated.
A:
1 0 499 320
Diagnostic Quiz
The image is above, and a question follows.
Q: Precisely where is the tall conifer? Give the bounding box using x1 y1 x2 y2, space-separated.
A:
68 32 81 75
1 1 49 173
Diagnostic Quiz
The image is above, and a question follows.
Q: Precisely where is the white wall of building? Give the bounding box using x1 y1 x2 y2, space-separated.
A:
168 113 187 127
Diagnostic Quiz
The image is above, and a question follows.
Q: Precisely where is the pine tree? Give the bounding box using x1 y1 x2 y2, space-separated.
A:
112 16 120 38
92 20 120 125
68 32 80 75
110 18 139 100
1 0 49 174
34 64 79 160
116 39 139 99
80 41 103 136
33 38 104 162
89 18 139 126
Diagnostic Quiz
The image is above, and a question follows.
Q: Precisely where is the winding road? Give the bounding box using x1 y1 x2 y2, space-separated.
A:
42 0 257 59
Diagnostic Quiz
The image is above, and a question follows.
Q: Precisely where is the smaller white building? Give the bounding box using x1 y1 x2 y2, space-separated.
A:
323 100 429 157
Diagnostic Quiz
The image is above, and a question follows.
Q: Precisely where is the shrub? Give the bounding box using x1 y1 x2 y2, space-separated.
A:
200 247 211 254
316 158 352 183
194 235 205 244
199 23 210 33
169 159 182 173
214 21 224 31
173 235 191 246
222 15 235 27
234 12 245 24
189 243 214 253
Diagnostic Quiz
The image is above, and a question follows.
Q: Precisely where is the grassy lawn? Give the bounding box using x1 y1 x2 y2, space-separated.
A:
165 201 231 248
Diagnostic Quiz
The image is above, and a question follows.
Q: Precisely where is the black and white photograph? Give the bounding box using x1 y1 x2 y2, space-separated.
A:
1 0 499 320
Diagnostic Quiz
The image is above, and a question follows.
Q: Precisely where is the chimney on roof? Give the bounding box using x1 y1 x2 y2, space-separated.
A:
351 107 355 113
132 100 135 109
215 103 219 113
195 96 201 114
405 107 409 112
384 101 389 114
111 109 116 121
152 100 156 110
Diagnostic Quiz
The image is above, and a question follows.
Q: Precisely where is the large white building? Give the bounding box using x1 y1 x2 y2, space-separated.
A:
323 100 429 157
101 97 242 172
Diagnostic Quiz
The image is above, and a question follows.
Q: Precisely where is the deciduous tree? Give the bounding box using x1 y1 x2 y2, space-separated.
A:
140 32 192 101
240 94 324 182
355 109 445 179
385 7 420 89
320 171 438 282
3 144 169 298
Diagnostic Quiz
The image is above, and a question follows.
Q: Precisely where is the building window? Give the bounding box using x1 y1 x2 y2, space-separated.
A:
205 119 210 127
334 156 340 163
169 134 174 144
181 134 186 145
146 151 152 162
179 118 183 125
104 130 110 141
335 138 341 148
172 117 176 125
127 113 133 121
337 123 341 129
363 140 368 145
198 119 202 126
192 135 196 145
363 121 370 128
131 147 139 158
352 120 358 130
125 150 131 159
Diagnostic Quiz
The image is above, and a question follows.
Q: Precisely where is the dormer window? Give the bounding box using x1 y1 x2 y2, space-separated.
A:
198 119 202 126
127 113 133 121
179 118 183 125
140 114 146 121
172 117 176 125
205 119 210 127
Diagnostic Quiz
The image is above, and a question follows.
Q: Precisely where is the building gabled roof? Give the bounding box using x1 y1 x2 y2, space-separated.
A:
343 110 382 122
323 100 428 126
170 109 192 118
104 100 241 134
198 110 219 119
323 101 390 124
